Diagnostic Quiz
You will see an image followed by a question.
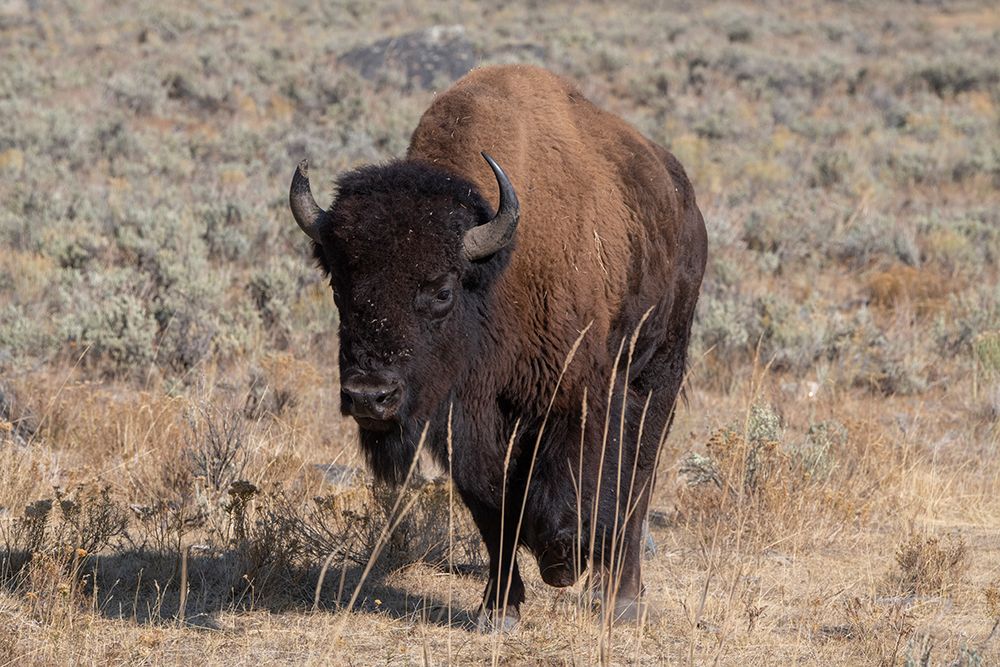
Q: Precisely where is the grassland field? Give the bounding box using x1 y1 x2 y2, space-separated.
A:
1 0 999 664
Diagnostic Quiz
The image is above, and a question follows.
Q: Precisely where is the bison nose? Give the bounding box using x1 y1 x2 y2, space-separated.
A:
341 374 404 422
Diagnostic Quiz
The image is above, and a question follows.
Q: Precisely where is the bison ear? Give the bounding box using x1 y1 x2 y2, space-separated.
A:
462 152 520 261
290 160 326 243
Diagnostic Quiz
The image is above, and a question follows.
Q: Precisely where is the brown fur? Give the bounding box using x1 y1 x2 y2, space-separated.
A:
305 64 707 624
408 65 704 414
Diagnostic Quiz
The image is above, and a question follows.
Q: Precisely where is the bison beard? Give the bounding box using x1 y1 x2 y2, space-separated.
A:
289 65 708 630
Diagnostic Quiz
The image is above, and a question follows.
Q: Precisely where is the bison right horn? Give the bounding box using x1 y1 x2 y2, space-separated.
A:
289 159 325 243
463 152 521 261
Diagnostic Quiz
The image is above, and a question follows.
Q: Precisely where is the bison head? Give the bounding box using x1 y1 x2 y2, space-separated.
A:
289 154 519 473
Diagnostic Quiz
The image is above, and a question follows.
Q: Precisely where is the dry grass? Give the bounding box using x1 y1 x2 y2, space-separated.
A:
3 358 997 665
2 0 1000 664
866 266 957 318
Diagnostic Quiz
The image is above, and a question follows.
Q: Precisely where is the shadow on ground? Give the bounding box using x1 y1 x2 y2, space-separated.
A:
1 548 484 631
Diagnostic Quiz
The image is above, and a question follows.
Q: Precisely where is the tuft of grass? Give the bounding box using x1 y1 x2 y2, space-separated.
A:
973 331 1000 378
842 596 915 666
886 532 968 598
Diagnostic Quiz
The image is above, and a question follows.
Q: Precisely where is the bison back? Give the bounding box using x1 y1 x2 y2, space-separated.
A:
408 64 705 407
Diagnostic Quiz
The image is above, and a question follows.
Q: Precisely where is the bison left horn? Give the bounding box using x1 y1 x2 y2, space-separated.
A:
289 159 325 243
463 152 521 261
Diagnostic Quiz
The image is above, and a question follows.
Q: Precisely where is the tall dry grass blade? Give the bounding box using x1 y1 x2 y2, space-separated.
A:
488 418 523 667
493 416 521 614
177 545 189 626
504 320 593 606
490 324 592 663
605 307 654 632
25 343 91 449
328 421 431 646
687 520 721 667
591 335 627 635
446 400 454 661
313 550 338 612
573 386 588 617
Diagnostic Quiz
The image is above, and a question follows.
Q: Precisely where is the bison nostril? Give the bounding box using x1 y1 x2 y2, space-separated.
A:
373 387 402 416
341 375 403 422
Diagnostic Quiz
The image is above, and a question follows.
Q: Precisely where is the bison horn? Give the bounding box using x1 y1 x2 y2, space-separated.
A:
463 152 520 261
289 159 325 243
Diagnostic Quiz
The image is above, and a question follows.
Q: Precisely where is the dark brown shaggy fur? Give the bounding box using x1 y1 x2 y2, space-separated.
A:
305 64 707 625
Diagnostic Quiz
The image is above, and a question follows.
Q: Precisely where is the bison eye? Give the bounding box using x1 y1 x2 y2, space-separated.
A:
416 275 457 319
427 286 454 318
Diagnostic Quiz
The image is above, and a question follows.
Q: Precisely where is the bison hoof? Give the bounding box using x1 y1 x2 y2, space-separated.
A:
539 560 579 587
590 590 658 627
611 598 658 626
537 539 583 587
476 607 520 633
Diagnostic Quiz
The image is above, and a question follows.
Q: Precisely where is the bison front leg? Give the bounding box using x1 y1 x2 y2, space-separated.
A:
464 498 524 632
585 493 654 624
607 508 654 624
586 385 663 626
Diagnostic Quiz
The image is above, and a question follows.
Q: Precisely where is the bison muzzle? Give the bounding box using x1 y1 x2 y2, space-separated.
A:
289 64 707 630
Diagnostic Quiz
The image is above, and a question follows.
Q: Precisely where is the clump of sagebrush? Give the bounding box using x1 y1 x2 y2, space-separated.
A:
367 478 483 573
184 403 251 495
691 277 834 385
247 257 302 347
810 148 852 188
741 402 783 489
106 68 166 116
199 203 250 262
12 485 127 556
0 304 47 361
125 419 214 554
676 404 868 542
909 57 1000 97
918 210 1000 274
693 288 753 386
679 403 783 495
676 403 786 537
127 500 195 554
18 197 260 377
59 273 157 374
3 499 53 560
342 478 481 573
845 316 933 397
973 331 1000 379
885 531 968 598
749 294 829 372
830 214 921 269
51 485 130 555
19 549 93 627
2 483 128 581
788 419 848 481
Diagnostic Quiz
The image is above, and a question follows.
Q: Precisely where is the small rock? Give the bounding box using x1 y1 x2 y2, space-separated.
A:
314 463 367 488
647 508 671 528
643 519 657 559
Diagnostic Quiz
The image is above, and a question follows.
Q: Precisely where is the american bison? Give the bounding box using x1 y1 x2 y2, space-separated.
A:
289 64 707 629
